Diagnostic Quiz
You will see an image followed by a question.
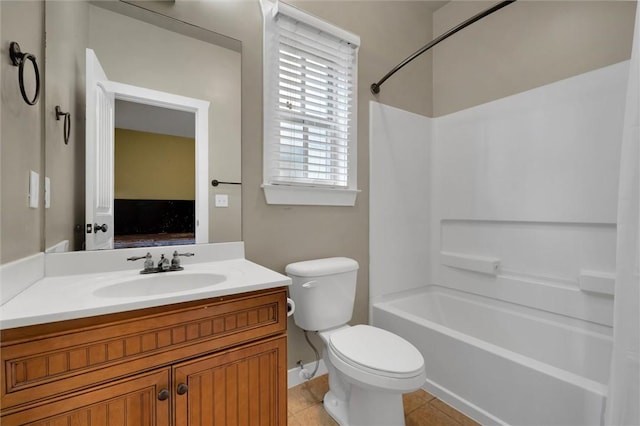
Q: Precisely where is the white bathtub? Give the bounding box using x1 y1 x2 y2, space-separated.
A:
371 286 612 426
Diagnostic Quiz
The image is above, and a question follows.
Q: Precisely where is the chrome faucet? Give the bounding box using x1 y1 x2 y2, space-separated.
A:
171 251 195 271
158 254 170 272
127 251 195 274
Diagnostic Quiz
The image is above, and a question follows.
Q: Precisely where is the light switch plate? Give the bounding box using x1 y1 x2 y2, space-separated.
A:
29 171 39 208
215 194 229 208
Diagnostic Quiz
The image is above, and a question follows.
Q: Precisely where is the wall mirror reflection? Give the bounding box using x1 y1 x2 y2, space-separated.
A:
44 0 242 252
113 100 198 249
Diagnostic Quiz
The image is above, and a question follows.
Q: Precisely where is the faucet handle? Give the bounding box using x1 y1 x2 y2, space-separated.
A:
127 252 152 262
171 251 195 271
127 252 155 274
173 251 195 258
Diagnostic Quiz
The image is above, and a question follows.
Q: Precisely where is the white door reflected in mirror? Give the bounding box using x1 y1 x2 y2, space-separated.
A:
85 48 210 250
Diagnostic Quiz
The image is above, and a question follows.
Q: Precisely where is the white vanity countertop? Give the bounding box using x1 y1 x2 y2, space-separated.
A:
0 245 291 330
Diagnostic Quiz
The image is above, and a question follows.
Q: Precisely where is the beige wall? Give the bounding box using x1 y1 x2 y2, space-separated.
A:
114 129 195 200
44 0 88 252
433 0 636 116
134 0 437 367
1 1 45 263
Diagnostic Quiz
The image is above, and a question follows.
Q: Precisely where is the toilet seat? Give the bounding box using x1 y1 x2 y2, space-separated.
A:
328 324 424 379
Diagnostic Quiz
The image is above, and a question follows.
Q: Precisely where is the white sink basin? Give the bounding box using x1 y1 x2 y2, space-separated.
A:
93 272 227 298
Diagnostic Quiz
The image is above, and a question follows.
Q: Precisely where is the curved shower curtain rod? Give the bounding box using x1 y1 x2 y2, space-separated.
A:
370 0 517 95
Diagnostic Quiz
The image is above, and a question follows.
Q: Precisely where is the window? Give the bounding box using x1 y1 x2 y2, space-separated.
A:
262 0 360 206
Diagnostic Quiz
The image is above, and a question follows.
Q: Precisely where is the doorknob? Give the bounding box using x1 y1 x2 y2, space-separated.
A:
93 223 108 233
157 388 170 401
177 383 188 395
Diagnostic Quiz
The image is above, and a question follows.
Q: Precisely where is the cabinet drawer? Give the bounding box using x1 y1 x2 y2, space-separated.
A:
1 288 287 411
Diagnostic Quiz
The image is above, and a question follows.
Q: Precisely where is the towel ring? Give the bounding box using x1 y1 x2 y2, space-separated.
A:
9 42 40 106
55 106 71 145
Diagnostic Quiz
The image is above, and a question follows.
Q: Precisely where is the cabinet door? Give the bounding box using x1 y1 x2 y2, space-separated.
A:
174 336 287 426
1 368 170 426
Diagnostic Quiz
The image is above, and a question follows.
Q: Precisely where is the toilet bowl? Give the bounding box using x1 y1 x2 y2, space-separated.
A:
286 258 426 426
321 325 426 425
326 325 426 391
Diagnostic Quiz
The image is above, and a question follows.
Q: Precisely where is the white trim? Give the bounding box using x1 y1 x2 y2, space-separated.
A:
263 184 359 206
106 81 210 113
105 81 210 244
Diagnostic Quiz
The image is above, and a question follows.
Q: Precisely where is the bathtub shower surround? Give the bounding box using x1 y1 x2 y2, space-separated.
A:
370 60 630 425
605 4 640 426
369 103 431 305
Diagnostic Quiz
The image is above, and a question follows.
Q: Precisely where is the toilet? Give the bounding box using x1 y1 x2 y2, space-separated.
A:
286 257 426 426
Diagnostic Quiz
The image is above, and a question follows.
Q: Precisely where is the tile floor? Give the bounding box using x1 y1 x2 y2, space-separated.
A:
288 374 481 426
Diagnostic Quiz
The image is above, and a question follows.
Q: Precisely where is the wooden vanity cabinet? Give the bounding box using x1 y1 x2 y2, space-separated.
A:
1 287 288 425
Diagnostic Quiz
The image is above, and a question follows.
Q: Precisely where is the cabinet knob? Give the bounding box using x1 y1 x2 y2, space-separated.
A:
177 383 188 395
157 388 170 401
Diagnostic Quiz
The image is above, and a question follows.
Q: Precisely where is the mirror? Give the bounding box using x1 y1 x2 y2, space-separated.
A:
44 0 242 252
85 48 211 250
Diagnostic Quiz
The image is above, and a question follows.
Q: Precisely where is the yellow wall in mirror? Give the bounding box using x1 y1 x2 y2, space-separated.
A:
114 128 195 200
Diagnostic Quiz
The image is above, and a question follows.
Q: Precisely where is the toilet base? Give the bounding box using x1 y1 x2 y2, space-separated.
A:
324 390 348 425
349 387 405 426
323 387 406 426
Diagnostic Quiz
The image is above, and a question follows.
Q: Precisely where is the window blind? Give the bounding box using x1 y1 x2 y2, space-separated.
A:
267 12 358 188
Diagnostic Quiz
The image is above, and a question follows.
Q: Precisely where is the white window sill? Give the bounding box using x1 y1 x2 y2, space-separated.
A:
262 184 359 206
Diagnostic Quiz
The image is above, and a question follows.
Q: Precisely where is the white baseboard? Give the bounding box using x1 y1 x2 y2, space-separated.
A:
288 359 328 388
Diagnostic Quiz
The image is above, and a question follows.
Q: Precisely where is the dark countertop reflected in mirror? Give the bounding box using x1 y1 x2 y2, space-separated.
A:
44 0 242 252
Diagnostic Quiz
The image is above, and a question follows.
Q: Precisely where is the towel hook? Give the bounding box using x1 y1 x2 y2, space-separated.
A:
55 106 71 145
9 42 40 106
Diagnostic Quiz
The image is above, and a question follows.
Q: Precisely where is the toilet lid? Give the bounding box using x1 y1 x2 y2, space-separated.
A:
329 325 424 378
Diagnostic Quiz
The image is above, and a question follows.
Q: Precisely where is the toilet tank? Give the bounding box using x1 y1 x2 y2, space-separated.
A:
286 257 359 331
